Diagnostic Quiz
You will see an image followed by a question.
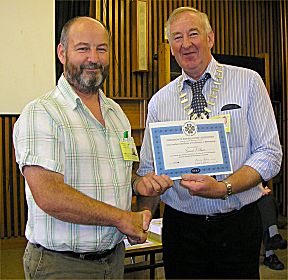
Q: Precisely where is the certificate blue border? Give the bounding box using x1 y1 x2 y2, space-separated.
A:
151 122 232 178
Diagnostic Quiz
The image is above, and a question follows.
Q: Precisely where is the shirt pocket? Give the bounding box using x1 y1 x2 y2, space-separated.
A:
224 108 248 148
106 127 133 184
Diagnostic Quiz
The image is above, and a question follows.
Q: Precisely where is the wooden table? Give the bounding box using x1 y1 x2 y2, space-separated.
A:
124 239 163 279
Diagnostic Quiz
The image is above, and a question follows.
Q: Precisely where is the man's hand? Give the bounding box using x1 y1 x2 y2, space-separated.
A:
180 174 226 198
117 210 152 245
261 186 271 196
134 172 173 196
181 166 263 198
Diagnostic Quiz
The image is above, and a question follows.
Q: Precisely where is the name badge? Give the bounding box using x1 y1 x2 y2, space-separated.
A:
211 114 231 133
119 131 139 161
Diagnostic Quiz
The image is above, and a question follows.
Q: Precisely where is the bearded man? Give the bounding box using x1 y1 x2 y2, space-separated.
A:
13 17 151 280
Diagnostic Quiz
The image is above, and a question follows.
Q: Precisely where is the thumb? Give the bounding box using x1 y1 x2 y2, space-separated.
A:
141 210 152 231
127 236 140 245
181 174 196 181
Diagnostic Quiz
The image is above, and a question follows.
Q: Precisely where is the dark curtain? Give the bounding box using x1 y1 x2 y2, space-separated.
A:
55 0 91 81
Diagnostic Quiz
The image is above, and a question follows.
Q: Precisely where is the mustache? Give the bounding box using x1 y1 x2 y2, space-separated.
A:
80 63 104 71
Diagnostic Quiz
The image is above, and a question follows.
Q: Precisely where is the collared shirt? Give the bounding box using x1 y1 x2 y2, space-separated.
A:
13 75 132 252
137 56 282 215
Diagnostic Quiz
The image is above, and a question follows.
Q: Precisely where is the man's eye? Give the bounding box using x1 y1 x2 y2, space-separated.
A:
77 47 89 52
97 48 108 53
189 31 199 37
173 35 183 41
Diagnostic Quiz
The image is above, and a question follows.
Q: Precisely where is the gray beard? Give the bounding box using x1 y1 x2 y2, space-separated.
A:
65 62 109 94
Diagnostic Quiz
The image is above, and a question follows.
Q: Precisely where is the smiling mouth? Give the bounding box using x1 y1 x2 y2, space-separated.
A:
184 50 196 54
182 51 198 57
81 63 104 71
84 68 102 73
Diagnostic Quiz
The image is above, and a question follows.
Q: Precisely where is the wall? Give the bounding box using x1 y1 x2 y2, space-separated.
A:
0 0 54 238
0 0 55 114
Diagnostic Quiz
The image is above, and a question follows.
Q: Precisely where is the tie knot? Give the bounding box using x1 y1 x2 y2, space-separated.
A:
185 73 211 87
203 72 211 80
201 72 211 84
186 73 211 90
188 73 211 118
186 73 211 99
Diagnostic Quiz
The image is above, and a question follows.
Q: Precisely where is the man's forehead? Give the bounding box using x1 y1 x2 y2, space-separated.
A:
69 19 106 33
172 12 201 26
68 21 109 43
170 12 204 31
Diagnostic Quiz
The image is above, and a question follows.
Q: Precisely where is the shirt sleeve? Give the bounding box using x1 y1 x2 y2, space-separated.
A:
244 72 282 181
13 101 64 175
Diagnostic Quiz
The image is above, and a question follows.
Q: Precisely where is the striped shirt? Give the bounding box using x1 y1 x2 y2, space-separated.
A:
137 56 282 215
13 75 132 252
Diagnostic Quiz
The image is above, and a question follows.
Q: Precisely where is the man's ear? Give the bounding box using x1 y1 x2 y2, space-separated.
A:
207 31 215 49
170 45 175 56
57 43 66 64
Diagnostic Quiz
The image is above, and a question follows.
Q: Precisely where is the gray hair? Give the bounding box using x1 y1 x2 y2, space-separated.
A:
166 7 212 41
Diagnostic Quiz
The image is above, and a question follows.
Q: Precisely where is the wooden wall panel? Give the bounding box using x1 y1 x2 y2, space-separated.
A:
0 116 26 238
4 118 11 238
0 119 3 238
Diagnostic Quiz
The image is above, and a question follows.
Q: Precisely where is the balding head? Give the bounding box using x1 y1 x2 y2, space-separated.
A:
60 17 108 51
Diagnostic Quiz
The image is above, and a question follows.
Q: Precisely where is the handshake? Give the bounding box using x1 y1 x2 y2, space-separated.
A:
120 172 173 245
123 209 153 245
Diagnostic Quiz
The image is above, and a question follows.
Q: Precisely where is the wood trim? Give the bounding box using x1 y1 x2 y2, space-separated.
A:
158 43 171 89
108 0 113 95
233 1 237 54
153 0 158 93
4 118 11 238
158 0 163 44
131 0 149 72
125 0 131 98
114 0 119 98
120 0 125 98
148 0 153 99
12 117 19 237
258 53 270 95
224 0 229 54
0 118 4 238
253 1 258 56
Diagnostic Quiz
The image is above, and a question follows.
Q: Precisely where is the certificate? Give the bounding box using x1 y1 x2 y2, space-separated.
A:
149 119 233 180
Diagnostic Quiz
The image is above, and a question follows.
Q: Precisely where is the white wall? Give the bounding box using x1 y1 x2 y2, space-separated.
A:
0 0 55 113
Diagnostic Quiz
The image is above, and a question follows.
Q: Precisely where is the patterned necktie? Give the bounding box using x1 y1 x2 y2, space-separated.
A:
187 73 211 118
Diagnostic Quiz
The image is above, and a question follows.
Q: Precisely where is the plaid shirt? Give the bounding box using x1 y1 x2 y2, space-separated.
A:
13 75 132 252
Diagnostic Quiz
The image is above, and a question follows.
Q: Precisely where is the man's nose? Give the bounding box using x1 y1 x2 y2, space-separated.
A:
182 35 192 48
88 48 99 62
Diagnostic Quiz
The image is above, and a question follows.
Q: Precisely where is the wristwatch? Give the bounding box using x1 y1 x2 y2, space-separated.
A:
221 180 233 200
